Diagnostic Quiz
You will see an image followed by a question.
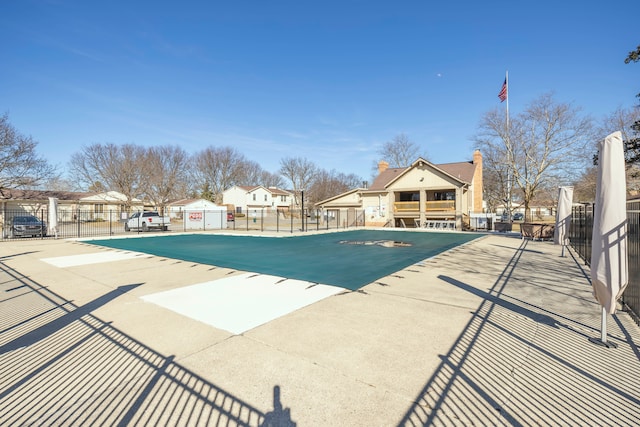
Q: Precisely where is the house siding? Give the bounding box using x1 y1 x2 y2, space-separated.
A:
223 186 293 214
318 153 483 230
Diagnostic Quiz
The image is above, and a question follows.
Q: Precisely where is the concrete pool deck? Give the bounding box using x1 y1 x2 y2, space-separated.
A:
1 231 639 425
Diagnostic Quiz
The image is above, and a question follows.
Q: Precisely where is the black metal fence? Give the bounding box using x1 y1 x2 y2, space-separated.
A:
226 208 366 233
569 200 640 325
1 208 368 241
2 209 131 240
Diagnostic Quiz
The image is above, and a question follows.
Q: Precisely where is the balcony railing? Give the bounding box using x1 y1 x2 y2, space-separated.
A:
425 200 455 211
394 202 419 212
393 201 455 213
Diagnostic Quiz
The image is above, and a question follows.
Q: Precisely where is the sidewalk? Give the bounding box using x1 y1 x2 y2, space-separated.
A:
0 233 639 426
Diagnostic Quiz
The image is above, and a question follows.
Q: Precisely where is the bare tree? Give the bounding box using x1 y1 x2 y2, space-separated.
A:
475 93 593 220
279 157 318 206
597 107 640 191
308 169 362 206
259 170 286 189
0 113 57 191
68 143 145 210
473 110 514 213
480 159 510 213
238 160 264 186
45 176 75 192
564 107 640 202
572 165 598 202
140 145 190 214
191 146 247 203
598 107 640 144
377 133 427 168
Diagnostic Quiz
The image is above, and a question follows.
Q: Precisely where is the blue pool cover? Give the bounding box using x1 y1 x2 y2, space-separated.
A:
87 230 483 291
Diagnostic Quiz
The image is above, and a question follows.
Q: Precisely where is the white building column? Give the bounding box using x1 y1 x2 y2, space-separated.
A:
455 187 463 229
420 189 426 225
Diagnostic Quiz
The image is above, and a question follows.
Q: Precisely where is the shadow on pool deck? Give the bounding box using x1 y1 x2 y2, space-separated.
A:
1 235 640 425
0 259 294 426
398 238 640 426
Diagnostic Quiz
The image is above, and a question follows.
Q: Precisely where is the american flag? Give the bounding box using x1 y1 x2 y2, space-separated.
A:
498 78 507 102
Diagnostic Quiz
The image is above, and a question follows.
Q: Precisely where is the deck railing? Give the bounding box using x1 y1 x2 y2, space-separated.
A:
425 200 456 211
569 201 640 325
394 202 419 212
393 201 455 212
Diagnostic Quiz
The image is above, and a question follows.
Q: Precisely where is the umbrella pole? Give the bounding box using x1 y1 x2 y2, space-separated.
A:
589 307 617 348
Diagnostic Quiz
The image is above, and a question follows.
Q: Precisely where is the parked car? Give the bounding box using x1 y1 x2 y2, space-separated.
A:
512 213 524 221
124 211 171 232
10 215 47 238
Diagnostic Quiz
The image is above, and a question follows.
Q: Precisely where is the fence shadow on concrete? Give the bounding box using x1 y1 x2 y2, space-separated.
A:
397 239 640 426
0 259 295 426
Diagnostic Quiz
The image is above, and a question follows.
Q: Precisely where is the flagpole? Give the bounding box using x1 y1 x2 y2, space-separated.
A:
505 70 509 129
505 70 512 223
497 72 511 223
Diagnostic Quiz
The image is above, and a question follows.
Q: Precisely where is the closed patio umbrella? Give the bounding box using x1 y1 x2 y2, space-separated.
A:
48 197 58 238
589 131 628 347
554 186 573 257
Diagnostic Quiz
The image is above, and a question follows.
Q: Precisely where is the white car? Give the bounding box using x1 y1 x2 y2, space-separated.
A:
124 212 170 232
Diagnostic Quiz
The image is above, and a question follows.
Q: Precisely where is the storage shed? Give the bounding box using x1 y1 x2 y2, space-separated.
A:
168 199 228 230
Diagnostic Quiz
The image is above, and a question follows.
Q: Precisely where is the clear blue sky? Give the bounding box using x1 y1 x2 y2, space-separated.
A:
1 0 638 183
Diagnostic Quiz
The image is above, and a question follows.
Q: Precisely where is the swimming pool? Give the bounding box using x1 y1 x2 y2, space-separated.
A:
87 230 483 291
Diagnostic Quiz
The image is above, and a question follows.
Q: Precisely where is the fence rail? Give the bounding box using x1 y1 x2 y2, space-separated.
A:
569 201 640 325
0 208 368 240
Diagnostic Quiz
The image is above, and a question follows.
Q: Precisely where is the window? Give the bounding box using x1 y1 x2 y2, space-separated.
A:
399 192 419 202
433 192 455 201
264 194 268 201
94 204 104 213
253 194 256 201
281 195 286 202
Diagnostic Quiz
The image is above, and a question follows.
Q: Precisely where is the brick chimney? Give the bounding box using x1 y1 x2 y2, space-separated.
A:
378 160 389 174
472 150 483 212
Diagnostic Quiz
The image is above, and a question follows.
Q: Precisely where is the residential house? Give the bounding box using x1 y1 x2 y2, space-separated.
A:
0 188 145 226
222 186 293 214
317 150 484 230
